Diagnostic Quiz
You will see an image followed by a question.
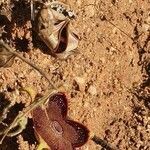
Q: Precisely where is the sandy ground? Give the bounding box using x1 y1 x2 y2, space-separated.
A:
0 0 150 150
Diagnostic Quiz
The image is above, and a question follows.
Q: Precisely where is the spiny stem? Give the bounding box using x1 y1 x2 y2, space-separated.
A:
0 41 56 90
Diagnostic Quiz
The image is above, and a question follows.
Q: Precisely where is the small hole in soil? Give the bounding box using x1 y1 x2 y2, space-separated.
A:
15 38 29 52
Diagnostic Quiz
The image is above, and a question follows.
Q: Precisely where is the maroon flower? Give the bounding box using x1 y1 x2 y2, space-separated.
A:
32 93 89 150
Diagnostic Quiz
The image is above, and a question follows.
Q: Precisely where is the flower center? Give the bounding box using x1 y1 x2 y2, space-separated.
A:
52 121 63 135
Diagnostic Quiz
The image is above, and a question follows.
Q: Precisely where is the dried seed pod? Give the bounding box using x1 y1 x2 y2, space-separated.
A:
32 93 89 150
0 42 15 67
33 1 79 59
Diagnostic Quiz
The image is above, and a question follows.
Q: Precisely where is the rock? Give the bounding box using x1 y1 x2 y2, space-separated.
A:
88 85 97 95
85 5 95 17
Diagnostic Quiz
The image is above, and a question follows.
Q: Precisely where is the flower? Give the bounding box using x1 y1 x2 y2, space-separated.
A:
32 93 89 150
33 1 79 59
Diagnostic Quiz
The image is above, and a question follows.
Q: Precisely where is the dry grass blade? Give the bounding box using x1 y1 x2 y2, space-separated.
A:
0 42 15 67
0 40 56 89
0 89 58 144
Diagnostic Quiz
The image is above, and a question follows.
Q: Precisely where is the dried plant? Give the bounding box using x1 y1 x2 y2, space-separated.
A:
33 1 79 59
0 40 55 89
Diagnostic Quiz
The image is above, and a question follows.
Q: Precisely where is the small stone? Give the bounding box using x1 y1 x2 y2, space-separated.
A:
77 0 82 7
146 124 150 129
88 85 97 95
75 77 85 84
142 24 150 32
128 0 133 3
85 5 95 17
146 17 150 24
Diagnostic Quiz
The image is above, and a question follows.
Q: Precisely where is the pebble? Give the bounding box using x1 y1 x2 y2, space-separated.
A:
85 5 95 17
88 85 97 95
75 76 85 84
142 24 150 32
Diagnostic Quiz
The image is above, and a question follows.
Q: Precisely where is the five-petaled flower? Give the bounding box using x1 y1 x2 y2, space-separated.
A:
32 93 89 150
